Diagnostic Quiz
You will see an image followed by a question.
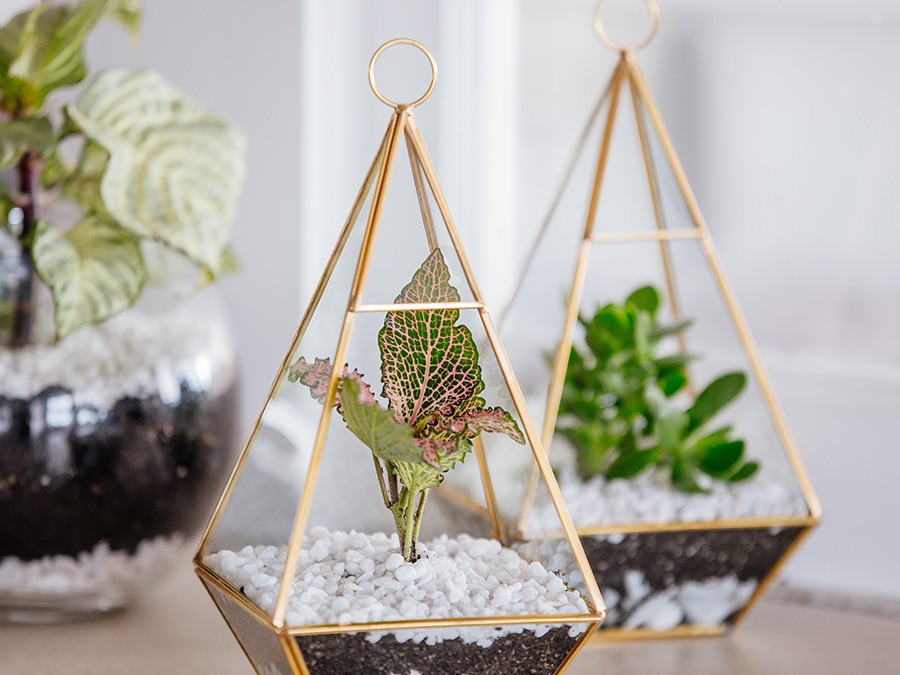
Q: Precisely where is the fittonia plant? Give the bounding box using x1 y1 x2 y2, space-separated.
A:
558 285 758 493
289 248 525 562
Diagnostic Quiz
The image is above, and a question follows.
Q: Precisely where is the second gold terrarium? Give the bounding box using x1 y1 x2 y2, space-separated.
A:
495 4 821 639
194 40 604 675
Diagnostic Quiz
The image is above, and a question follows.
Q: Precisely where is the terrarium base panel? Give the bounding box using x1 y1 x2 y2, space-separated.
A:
581 526 805 633
295 626 580 675
203 580 296 675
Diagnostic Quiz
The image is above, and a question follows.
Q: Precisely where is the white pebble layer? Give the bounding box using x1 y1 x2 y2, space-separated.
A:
205 529 590 647
531 467 808 530
600 569 758 630
0 534 184 596
0 299 234 409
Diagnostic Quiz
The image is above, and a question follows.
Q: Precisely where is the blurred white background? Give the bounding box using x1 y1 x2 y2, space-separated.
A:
3 0 897 603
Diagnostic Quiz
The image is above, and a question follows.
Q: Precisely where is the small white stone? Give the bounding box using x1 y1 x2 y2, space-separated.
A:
393 565 417 583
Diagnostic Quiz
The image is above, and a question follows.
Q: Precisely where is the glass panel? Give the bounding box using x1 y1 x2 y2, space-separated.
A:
203 580 294 675
204 170 375 558
359 138 477 307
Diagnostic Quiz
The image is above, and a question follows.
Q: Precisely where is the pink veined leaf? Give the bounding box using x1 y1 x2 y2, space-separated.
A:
288 356 375 409
436 395 526 445
379 248 483 427
415 436 457 469
457 406 525 444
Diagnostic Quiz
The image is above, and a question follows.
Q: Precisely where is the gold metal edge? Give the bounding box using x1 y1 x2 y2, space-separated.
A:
280 632 311 675
588 228 700 242
525 515 817 539
404 118 486 304
404 124 439 251
589 623 726 643
474 435 506 545
195 562 277 629
285 613 604 637
731 521 819 627
355 301 484 313
555 621 603 674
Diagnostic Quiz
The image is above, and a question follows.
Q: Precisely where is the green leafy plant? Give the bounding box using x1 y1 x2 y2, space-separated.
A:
557 285 758 492
0 0 245 344
289 249 525 562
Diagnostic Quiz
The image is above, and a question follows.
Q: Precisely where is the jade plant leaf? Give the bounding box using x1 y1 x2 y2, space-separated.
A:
627 285 659 316
31 215 145 337
0 0 140 111
728 461 759 482
378 248 482 426
65 67 246 275
0 117 53 170
688 372 746 431
697 440 745 478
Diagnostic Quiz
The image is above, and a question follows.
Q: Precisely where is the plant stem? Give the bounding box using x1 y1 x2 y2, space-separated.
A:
412 488 429 553
10 149 41 348
372 455 391 508
402 488 417 562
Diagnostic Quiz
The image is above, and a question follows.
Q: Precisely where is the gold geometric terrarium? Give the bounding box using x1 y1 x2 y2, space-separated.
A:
194 40 605 674
498 3 822 640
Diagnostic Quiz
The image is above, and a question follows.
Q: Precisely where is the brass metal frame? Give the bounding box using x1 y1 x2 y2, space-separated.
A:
194 39 605 674
509 16 821 642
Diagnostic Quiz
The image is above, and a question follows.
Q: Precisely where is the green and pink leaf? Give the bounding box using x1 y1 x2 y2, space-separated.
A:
457 406 525 444
288 356 375 409
378 248 483 426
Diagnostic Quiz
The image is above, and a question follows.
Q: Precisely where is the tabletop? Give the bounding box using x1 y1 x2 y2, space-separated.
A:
2 550 898 675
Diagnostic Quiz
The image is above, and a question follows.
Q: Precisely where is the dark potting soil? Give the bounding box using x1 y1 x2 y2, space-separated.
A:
580 526 804 628
0 382 239 560
295 626 581 675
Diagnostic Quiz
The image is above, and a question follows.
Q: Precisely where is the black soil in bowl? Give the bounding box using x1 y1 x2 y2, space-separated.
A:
0 382 239 560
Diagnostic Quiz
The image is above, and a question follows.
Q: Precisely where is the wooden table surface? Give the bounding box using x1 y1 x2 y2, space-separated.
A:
3 550 898 675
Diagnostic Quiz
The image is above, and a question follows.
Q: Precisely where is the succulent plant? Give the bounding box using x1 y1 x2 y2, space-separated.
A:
558 285 758 492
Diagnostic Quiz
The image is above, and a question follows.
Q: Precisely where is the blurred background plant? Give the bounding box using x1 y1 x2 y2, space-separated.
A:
0 0 244 345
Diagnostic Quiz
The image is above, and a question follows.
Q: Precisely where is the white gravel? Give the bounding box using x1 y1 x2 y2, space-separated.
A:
599 569 757 629
0 294 234 408
0 534 184 598
205 529 590 647
530 467 808 531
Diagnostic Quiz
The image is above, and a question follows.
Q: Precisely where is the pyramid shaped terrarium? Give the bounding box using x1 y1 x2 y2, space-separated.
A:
194 40 605 675
496 4 821 639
